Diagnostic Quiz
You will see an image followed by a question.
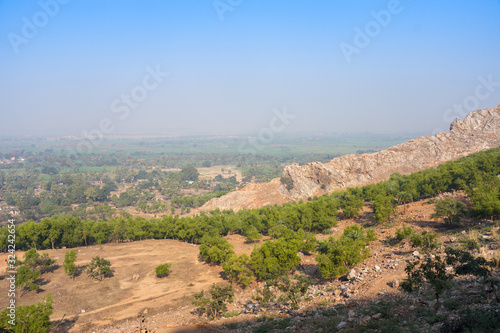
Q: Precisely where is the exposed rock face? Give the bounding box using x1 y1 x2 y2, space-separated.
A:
198 105 500 212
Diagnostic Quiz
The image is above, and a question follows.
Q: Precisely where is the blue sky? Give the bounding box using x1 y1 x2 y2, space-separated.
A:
0 0 499 137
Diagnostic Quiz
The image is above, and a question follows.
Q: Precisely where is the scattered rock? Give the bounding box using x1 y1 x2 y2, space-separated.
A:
360 315 371 325
347 269 357 280
336 321 347 330
412 251 420 257
348 310 356 321
392 279 399 288
374 265 381 272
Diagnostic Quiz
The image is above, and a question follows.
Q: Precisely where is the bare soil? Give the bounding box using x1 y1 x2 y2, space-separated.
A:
0 194 492 332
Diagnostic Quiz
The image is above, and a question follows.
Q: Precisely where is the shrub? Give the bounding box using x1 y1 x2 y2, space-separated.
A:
340 192 363 218
192 284 234 320
86 256 112 281
199 237 235 265
316 225 374 278
373 195 397 222
459 229 481 250
410 231 439 253
431 198 467 227
274 274 311 310
250 239 301 280
401 255 454 313
222 254 255 287
63 249 78 279
155 263 172 278
0 294 53 332
395 224 414 242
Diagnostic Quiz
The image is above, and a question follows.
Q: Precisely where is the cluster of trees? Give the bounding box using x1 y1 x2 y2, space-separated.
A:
15 249 55 295
330 147 500 223
401 235 497 313
0 192 339 252
2 147 499 255
171 190 229 209
316 225 376 278
0 294 53 332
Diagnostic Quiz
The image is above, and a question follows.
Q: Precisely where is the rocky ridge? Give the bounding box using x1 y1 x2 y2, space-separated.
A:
199 105 500 212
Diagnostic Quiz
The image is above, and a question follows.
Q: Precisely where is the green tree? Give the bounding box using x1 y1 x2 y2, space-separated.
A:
316 226 374 279
198 237 235 264
244 226 263 243
16 265 41 295
250 239 301 280
410 230 440 253
222 254 255 287
63 249 78 279
0 294 53 332
340 191 363 218
86 256 112 281
401 255 454 312
372 194 397 222
180 166 199 181
274 274 311 310
431 198 467 226
155 263 172 278
192 284 234 320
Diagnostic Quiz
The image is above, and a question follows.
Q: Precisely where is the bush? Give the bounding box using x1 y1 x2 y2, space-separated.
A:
0 294 53 332
340 192 363 218
63 249 78 279
316 225 374 278
155 263 172 278
199 237 235 265
395 224 414 242
86 256 112 281
401 255 454 312
192 284 234 320
431 198 467 227
222 254 255 287
250 239 301 280
274 274 311 310
373 195 397 222
410 231 439 253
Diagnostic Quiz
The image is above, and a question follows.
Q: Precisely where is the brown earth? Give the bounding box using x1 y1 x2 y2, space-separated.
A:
3 195 496 332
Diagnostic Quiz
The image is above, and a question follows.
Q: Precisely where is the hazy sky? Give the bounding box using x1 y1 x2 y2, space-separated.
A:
1 0 499 138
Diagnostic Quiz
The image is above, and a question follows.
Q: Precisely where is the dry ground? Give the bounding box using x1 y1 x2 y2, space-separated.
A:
0 195 494 332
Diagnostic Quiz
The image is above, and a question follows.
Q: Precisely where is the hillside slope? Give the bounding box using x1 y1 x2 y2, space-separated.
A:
199 105 500 212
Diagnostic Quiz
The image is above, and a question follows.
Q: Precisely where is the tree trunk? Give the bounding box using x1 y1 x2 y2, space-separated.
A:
435 292 440 313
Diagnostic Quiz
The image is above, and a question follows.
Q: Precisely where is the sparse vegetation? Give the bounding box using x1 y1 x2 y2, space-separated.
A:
63 249 78 279
86 256 112 281
316 225 374 278
192 283 235 320
0 294 53 333
432 198 467 226
155 263 172 278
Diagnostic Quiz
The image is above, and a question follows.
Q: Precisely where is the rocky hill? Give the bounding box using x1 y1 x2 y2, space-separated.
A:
199 105 500 212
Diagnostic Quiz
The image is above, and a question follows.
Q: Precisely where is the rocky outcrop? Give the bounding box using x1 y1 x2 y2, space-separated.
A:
198 105 500 212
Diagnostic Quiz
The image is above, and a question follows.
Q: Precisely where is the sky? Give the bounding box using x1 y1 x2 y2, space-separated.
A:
0 0 499 138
